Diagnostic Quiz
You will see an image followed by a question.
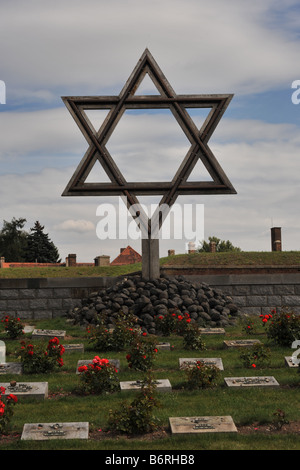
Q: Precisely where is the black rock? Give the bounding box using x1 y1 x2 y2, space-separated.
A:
67 274 241 333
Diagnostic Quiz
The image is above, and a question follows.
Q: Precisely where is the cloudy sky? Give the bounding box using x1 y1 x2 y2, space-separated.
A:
1 0 300 262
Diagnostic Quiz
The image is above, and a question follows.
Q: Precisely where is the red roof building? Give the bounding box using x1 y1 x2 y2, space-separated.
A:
110 246 142 266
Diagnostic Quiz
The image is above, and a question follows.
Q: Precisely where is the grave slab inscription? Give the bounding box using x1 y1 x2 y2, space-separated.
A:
285 356 299 368
32 329 66 340
199 328 225 335
224 376 279 387
0 363 22 375
223 339 261 348
0 341 6 364
179 358 224 370
169 416 237 434
63 344 84 354
0 381 48 400
21 422 89 440
120 379 172 393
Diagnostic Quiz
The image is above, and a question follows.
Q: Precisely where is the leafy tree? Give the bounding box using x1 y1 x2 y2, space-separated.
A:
198 236 241 253
0 217 28 261
25 221 61 263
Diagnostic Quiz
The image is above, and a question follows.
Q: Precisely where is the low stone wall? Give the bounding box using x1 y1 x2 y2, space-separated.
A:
1 272 300 320
167 273 300 315
0 277 118 320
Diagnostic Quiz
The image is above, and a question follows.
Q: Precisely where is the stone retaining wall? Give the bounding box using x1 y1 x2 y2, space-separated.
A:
1 272 300 320
171 273 300 315
0 277 118 320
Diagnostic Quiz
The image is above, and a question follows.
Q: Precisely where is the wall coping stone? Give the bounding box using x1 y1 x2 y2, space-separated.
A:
0 276 120 289
165 273 300 286
1 272 300 289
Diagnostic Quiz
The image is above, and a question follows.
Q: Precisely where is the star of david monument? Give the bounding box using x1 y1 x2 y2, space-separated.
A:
62 49 236 279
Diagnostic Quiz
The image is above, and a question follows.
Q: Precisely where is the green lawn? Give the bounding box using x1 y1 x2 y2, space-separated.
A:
161 251 300 266
0 316 299 450
0 263 142 279
1 251 299 278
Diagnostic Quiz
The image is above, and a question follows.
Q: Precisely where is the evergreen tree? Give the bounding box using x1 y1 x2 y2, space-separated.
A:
25 221 61 263
0 217 28 261
198 236 241 253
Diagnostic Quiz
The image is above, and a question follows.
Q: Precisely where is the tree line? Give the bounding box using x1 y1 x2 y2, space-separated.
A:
0 218 61 263
198 236 241 252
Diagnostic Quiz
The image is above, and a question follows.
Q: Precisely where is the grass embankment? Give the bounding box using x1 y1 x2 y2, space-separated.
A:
161 251 300 267
0 317 299 450
1 251 300 279
0 263 142 279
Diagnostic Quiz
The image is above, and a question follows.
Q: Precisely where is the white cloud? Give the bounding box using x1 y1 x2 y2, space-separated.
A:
0 0 300 260
1 0 300 97
55 219 95 233
0 108 86 165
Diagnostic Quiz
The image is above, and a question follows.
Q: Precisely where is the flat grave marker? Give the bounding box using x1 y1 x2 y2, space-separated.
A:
224 376 279 388
23 325 35 334
0 381 48 400
21 422 89 440
199 328 225 335
0 340 5 364
76 359 120 373
285 356 299 368
169 416 237 434
156 342 171 350
32 329 66 340
179 358 224 370
0 363 22 375
63 344 84 354
120 379 172 393
223 339 261 348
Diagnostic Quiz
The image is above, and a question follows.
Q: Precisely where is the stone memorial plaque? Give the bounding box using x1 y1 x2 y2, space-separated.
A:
156 342 170 350
76 358 120 373
21 422 89 440
223 339 261 348
284 356 299 368
224 376 279 387
179 358 224 370
0 362 22 375
23 325 35 334
0 381 48 399
199 328 225 335
120 379 172 393
0 341 6 364
63 344 84 353
32 329 66 340
169 416 237 434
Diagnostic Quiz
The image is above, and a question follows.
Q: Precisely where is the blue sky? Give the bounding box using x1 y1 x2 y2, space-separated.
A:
0 0 300 262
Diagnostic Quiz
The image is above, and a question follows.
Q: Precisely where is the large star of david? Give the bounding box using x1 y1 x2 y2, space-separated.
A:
62 49 236 237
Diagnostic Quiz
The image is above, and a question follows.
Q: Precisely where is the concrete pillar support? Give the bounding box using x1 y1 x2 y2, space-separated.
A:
142 238 160 280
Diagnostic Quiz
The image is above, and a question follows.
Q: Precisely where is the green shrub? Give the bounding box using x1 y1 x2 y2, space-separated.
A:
184 360 220 390
108 373 161 434
182 324 206 350
126 335 158 372
265 310 300 346
239 343 271 368
0 386 18 435
77 356 119 395
19 337 65 374
272 408 289 430
242 318 256 335
155 310 192 336
87 311 140 351
1 314 24 339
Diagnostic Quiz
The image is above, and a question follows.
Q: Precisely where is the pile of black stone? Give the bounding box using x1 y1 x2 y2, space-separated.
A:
68 274 240 334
